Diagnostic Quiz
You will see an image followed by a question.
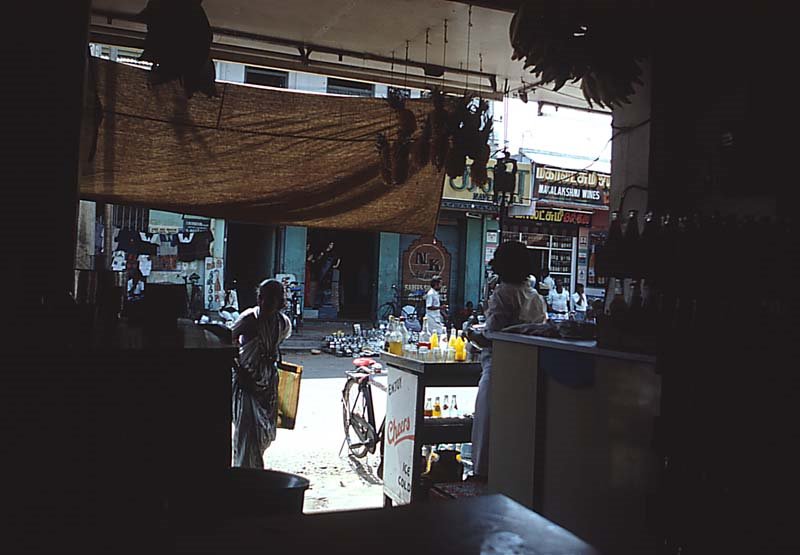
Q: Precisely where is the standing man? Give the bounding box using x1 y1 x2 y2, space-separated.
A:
425 276 446 335
539 266 556 298
548 278 570 318
572 283 588 321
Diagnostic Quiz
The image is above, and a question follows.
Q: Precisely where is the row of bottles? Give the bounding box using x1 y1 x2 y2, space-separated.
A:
549 252 571 274
423 394 461 418
552 235 573 249
595 210 796 351
385 316 473 362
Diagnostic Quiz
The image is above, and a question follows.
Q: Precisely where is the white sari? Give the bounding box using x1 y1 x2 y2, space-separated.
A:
231 307 292 468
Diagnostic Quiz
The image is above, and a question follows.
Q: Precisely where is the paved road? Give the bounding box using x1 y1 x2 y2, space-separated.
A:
265 352 478 513
266 352 386 513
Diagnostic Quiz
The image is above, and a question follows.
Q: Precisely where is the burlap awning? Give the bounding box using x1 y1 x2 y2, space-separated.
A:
81 59 444 234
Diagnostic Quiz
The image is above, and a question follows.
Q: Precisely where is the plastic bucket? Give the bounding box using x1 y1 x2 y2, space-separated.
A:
169 468 310 526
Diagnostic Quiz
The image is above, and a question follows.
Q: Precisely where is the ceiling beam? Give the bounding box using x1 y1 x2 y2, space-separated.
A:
91 8 497 84
89 26 504 100
445 0 518 12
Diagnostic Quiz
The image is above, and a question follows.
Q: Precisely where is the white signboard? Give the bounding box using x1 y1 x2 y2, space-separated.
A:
383 366 418 505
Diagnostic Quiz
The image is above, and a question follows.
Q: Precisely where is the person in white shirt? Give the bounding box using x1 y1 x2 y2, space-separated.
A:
425 277 446 335
572 283 588 321
539 267 556 298
548 278 570 317
467 241 547 481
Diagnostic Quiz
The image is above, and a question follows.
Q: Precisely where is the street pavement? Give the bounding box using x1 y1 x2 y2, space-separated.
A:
265 352 386 513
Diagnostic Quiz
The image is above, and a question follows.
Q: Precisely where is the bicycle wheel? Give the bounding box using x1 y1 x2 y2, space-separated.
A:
377 302 395 322
342 378 376 459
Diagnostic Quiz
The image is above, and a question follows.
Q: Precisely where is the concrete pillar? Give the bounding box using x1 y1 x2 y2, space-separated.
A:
463 217 483 306
74 200 96 270
282 226 307 282
377 232 401 309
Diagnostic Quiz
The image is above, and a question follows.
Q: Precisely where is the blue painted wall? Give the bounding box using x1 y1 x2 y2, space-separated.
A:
282 226 307 283
463 217 483 307
377 232 401 309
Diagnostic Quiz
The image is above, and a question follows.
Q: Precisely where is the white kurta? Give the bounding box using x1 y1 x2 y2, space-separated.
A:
425 288 445 334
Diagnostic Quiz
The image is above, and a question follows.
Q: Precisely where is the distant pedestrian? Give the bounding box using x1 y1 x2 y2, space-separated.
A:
572 283 588 321
425 276 446 335
548 278 570 317
539 266 555 298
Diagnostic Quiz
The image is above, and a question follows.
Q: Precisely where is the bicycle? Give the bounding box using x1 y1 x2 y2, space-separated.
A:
377 284 424 329
341 359 386 477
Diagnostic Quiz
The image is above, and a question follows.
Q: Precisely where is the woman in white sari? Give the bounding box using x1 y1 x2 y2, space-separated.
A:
231 279 292 468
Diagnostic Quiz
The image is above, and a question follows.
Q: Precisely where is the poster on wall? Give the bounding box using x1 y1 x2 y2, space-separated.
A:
204 257 224 310
401 237 451 302
383 367 418 505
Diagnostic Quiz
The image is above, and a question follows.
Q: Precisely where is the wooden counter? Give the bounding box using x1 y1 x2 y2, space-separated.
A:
485 331 660 555
176 494 599 554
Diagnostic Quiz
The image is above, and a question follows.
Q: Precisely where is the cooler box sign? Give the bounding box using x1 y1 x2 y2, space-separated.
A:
533 164 611 206
383 367 419 505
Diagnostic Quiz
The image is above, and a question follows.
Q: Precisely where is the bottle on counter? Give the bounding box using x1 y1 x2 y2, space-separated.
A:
418 316 431 360
424 397 433 418
388 318 403 355
443 395 450 416
451 395 459 418
433 396 442 418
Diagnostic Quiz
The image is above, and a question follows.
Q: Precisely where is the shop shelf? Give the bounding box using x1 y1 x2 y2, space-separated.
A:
421 416 473 444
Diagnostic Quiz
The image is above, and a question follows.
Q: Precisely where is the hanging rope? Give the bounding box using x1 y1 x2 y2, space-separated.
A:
424 27 430 88
465 4 473 92
404 40 410 88
442 19 448 89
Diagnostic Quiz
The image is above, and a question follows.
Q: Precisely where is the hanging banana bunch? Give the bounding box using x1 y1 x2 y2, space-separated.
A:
509 0 651 108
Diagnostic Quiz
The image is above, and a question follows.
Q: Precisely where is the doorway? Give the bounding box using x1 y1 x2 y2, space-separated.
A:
306 229 377 320
225 222 277 309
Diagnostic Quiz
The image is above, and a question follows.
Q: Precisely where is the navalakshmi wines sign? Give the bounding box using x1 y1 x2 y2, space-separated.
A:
533 164 610 207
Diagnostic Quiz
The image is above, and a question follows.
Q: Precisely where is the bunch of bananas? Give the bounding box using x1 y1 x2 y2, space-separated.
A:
509 0 650 108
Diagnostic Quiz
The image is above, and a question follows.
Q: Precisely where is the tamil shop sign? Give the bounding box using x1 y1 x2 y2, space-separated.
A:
533 164 610 206
442 160 533 206
512 208 593 227
401 237 451 298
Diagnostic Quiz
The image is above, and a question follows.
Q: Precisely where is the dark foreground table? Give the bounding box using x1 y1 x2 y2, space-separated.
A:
175 494 599 554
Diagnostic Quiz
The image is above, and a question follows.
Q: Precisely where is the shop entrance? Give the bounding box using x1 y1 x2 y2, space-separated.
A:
306 229 377 320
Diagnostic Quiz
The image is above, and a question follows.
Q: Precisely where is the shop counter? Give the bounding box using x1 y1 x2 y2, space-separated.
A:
380 352 481 505
176 494 599 554
485 331 660 555
81 318 236 527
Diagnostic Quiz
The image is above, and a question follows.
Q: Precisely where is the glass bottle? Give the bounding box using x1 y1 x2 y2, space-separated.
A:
606 210 624 278
398 316 409 347
640 210 658 283
628 280 644 333
418 316 431 352
433 396 442 418
388 322 403 355
451 394 459 418
443 395 450 416
624 209 640 279
609 279 628 331
424 398 433 418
